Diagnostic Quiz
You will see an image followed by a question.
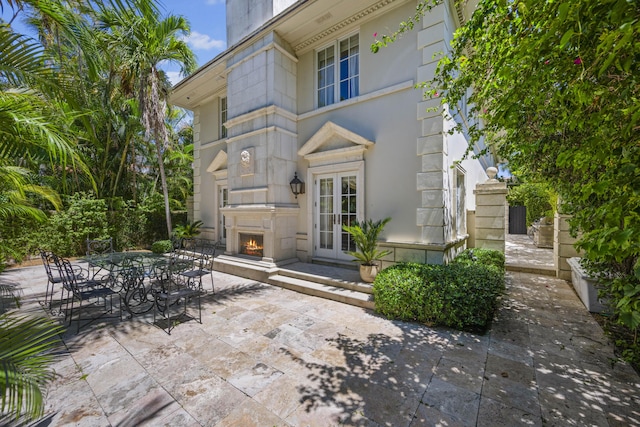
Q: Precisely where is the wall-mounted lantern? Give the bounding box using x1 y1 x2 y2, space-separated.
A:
290 172 305 199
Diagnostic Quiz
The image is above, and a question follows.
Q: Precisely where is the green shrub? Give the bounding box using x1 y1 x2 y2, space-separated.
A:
36 193 110 256
151 240 173 254
450 248 505 272
373 255 505 332
422 264 504 331
372 263 434 321
107 198 149 251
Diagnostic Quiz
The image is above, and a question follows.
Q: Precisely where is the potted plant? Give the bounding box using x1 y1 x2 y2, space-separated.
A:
342 217 392 282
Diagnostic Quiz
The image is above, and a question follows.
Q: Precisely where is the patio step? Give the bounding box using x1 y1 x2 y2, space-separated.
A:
276 265 373 294
267 273 375 310
505 263 556 276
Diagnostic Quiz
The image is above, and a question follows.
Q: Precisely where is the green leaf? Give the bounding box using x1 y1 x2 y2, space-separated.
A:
557 3 570 21
560 29 574 48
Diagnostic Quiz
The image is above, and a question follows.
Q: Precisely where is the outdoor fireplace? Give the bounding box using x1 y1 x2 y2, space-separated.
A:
239 233 264 257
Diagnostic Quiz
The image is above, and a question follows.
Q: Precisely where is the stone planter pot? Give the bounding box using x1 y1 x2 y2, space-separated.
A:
359 263 381 283
567 257 609 313
532 224 553 248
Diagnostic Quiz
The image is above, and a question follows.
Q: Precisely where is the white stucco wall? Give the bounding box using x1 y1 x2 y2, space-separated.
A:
199 101 221 144
295 1 423 244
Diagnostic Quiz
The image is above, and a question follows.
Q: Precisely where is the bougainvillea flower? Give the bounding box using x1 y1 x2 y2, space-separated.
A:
373 32 378 38
574 57 582 65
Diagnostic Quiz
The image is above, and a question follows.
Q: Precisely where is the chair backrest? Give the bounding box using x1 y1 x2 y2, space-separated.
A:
171 235 183 251
86 237 114 256
187 238 216 271
177 238 195 268
199 239 217 269
55 257 82 295
39 249 60 281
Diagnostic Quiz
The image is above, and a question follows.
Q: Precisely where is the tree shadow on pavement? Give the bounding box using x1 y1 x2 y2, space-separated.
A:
282 323 452 426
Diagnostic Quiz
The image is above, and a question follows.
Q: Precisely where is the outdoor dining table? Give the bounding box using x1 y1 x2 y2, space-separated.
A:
83 251 190 317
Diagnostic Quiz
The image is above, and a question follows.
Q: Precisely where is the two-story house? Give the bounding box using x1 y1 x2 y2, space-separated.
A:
170 0 492 281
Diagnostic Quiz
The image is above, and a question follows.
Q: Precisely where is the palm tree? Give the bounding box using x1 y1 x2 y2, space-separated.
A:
97 0 196 237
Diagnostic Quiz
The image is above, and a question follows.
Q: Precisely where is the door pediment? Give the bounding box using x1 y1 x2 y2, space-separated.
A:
298 122 373 166
206 150 228 179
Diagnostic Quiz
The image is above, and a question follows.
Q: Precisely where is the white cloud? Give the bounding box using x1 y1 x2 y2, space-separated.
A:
183 31 225 51
166 71 183 86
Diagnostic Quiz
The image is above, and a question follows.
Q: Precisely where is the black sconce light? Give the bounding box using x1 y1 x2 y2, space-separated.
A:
290 172 305 199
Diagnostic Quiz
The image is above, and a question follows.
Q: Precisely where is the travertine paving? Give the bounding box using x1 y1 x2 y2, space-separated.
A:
1 243 639 426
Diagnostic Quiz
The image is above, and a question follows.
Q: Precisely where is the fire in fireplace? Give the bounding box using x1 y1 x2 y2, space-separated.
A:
239 233 264 257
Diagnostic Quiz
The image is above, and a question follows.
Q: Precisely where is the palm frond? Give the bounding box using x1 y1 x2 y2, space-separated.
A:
0 25 52 90
0 314 64 422
0 89 70 162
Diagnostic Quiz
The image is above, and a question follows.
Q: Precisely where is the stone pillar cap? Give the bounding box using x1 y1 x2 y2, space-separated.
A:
486 167 498 182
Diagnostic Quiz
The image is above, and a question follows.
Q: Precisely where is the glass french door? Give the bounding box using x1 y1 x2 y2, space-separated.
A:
218 186 228 243
315 173 358 260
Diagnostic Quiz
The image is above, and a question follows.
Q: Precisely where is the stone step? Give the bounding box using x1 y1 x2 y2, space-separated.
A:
276 267 373 294
267 274 375 310
505 263 556 276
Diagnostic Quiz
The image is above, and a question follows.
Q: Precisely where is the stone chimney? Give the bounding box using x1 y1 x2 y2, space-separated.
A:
226 0 298 46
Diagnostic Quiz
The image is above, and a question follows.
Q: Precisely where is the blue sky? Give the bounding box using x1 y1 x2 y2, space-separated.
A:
1 0 227 85
160 0 227 84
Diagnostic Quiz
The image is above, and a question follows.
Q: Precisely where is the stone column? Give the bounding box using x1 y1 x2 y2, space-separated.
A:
554 212 580 280
473 167 508 252
416 3 448 245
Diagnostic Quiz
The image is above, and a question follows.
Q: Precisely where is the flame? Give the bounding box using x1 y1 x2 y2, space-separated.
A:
246 239 261 250
242 235 263 256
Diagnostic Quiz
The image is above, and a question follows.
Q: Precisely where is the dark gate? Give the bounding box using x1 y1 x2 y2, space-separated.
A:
509 206 527 234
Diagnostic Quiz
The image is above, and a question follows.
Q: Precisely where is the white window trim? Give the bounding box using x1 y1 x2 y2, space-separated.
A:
215 178 228 243
219 96 228 139
314 30 360 109
454 165 467 238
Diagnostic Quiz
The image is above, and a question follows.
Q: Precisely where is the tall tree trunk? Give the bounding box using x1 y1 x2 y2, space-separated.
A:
144 68 172 238
155 140 172 237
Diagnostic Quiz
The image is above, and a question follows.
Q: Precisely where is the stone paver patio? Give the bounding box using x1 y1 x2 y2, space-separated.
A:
1 241 639 426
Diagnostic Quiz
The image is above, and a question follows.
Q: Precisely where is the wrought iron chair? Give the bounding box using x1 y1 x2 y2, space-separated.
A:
39 249 89 312
152 273 201 335
38 249 64 309
176 238 217 292
56 257 121 332
86 237 114 255
86 237 115 279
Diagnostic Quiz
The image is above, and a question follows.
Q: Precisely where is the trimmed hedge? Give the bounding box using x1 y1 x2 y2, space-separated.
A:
373 249 505 332
449 248 505 272
151 240 173 254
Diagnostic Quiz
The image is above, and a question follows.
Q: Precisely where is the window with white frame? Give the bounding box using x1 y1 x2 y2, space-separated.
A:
220 96 227 139
317 33 359 108
455 167 466 236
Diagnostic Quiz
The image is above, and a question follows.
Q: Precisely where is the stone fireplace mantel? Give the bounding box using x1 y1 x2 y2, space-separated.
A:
221 205 299 264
